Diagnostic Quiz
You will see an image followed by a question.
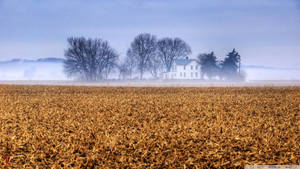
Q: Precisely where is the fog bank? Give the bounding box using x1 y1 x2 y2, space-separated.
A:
0 60 299 81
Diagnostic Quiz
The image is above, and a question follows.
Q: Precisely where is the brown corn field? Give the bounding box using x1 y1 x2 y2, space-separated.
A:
0 85 299 168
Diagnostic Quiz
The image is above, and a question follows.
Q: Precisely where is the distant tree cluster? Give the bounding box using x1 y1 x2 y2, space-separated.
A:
63 33 245 81
120 34 191 80
198 49 245 81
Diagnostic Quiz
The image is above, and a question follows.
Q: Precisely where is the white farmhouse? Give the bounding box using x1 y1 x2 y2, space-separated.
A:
160 57 201 79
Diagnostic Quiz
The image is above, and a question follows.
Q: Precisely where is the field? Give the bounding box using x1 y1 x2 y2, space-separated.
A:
0 85 299 168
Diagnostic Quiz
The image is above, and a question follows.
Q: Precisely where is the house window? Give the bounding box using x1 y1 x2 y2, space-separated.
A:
184 72 186 77
195 66 198 70
191 72 193 77
184 66 186 70
180 72 182 77
191 65 193 70
195 72 198 77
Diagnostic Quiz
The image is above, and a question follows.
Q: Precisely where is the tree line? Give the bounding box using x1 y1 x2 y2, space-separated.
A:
64 33 244 81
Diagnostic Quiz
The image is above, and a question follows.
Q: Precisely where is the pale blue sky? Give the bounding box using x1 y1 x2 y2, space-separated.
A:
0 0 299 68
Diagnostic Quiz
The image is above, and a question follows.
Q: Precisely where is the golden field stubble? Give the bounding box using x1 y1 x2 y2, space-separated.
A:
0 85 299 168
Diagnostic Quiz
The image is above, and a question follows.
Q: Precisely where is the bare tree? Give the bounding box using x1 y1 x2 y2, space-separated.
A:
157 37 191 72
124 53 136 79
118 55 136 80
148 53 163 79
64 37 118 81
127 33 157 79
118 63 129 80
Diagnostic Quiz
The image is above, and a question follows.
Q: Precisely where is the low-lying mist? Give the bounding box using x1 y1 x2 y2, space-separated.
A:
0 59 299 82
0 60 66 80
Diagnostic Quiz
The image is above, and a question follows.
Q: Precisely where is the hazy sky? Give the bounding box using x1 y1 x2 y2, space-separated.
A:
1 0 300 68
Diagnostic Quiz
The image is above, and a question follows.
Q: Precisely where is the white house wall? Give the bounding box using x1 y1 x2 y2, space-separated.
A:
163 60 201 79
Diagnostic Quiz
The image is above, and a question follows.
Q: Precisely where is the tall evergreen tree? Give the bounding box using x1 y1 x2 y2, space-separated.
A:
220 49 241 80
198 52 219 80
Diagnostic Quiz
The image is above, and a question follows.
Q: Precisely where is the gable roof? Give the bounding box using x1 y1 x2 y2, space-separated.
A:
174 58 198 65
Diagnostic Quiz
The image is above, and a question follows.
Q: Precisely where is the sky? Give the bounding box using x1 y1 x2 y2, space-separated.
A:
0 0 300 69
